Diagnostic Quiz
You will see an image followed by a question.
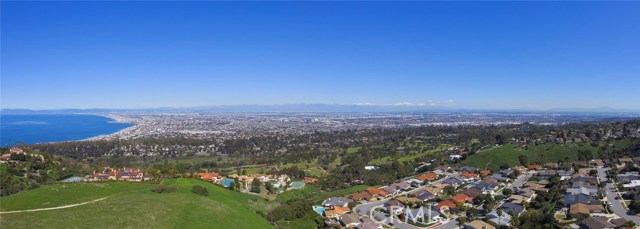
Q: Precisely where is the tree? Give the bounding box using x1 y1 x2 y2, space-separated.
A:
250 178 261 193
518 155 529 166
502 188 513 196
443 185 456 196
191 185 209 196
265 182 275 194
495 134 506 145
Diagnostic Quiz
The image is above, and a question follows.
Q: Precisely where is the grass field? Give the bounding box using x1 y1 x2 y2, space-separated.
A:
0 179 274 229
462 143 599 170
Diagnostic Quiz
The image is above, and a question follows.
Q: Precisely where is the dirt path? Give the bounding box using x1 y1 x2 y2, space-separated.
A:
0 196 110 214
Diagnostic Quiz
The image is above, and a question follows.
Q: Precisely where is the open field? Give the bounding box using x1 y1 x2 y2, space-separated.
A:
0 179 274 229
462 143 598 170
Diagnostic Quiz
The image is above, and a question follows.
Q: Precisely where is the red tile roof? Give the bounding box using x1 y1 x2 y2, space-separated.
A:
451 193 473 204
417 172 439 181
436 200 457 209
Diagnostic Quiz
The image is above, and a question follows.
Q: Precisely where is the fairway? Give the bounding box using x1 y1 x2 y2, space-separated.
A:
0 179 274 229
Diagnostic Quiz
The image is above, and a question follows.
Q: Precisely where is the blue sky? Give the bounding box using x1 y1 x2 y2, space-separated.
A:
1 1 639 110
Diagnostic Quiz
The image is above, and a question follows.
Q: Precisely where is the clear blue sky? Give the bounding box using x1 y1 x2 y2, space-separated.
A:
2 1 639 110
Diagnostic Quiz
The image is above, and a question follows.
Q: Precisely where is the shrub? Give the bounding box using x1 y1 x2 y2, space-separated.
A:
192 185 209 196
152 185 176 193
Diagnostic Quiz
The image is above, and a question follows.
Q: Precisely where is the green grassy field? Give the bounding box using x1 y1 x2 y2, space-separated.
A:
462 143 599 170
0 179 274 229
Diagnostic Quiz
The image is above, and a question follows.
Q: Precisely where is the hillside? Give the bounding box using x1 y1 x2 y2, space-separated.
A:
0 179 275 229
462 143 598 170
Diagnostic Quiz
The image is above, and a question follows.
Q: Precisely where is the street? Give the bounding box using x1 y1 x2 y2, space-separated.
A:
598 167 640 224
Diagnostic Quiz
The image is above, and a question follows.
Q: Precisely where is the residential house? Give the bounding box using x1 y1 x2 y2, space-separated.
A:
525 182 549 193
322 197 352 208
480 169 491 178
435 200 457 215
619 157 634 164
451 193 473 204
396 196 422 206
538 170 557 179
500 168 514 176
513 166 528 173
404 179 424 187
383 186 399 196
623 180 640 188
569 203 604 218
572 177 598 186
474 180 500 194
461 172 480 182
589 159 605 167
461 166 479 173
564 193 601 206
491 173 511 182
390 181 412 192
566 187 598 197
463 220 496 229
518 188 536 199
303 177 318 184
618 172 640 183
580 216 616 229
558 169 575 181
425 186 443 196
528 164 542 170
325 206 351 219
367 187 392 198
417 172 439 183
500 202 525 217
509 195 531 204
351 192 375 202
340 213 360 227
487 210 513 226
465 188 483 198
544 162 559 169
441 177 464 187
609 218 630 228
384 199 405 215
416 190 435 201
406 208 441 223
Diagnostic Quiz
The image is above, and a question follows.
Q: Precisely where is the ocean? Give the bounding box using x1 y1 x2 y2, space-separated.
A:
0 114 133 146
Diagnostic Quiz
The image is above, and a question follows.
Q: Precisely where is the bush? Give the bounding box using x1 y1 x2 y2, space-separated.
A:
192 185 209 196
152 185 176 193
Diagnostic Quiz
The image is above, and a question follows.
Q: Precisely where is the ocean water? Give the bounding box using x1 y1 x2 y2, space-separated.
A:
0 114 133 146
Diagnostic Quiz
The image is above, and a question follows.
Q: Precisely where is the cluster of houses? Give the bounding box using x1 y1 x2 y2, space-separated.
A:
315 165 521 228
88 167 148 182
313 158 640 229
192 172 315 192
0 147 45 163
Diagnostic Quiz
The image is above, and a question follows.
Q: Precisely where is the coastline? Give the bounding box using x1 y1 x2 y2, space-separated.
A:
82 114 139 141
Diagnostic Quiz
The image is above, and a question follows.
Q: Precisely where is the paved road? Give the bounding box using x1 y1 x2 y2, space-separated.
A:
598 168 640 224
509 171 533 190
434 219 458 229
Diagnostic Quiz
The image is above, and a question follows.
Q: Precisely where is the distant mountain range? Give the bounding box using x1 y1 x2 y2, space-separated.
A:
1 104 639 114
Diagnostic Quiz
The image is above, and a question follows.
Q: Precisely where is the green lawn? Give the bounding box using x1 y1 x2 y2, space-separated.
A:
346 146 362 154
0 179 274 229
462 143 598 170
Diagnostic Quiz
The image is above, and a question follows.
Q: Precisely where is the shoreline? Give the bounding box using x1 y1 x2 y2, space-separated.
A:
83 114 139 141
